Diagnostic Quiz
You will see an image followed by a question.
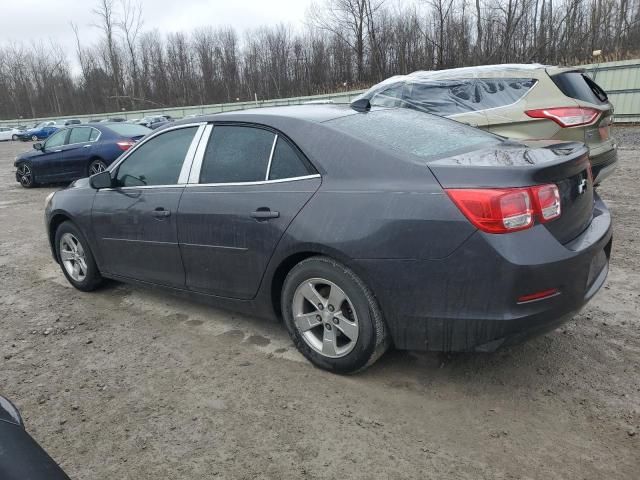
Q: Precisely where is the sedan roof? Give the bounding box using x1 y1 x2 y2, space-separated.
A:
181 104 359 126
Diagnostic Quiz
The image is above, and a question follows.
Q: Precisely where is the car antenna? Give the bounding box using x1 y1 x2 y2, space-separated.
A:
350 98 371 113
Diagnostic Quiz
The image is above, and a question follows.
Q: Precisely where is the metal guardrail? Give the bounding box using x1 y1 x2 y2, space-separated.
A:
1 59 638 126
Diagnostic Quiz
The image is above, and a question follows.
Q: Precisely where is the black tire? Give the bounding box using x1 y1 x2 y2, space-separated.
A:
12 134 18 141
15 162 36 188
31 135 38 142
54 221 104 292
281 256 389 374
87 158 108 177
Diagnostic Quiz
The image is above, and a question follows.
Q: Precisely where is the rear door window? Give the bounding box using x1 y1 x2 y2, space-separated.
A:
68 127 92 144
475 78 537 109
551 72 609 105
200 126 275 183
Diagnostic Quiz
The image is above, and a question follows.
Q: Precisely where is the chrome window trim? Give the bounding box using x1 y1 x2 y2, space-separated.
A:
107 122 207 174
187 124 213 184
264 134 278 180
186 174 321 188
178 124 207 184
99 184 186 192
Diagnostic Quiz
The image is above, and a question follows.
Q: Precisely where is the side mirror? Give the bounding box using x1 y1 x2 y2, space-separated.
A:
90 170 113 189
33 142 43 151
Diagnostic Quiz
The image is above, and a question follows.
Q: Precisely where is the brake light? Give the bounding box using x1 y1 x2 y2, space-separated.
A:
116 140 135 151
525 107 600 127
446 184 561 234
531 184 561 222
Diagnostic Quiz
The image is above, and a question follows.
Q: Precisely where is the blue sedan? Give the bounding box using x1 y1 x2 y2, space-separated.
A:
15 121 61 141
14 123 151 188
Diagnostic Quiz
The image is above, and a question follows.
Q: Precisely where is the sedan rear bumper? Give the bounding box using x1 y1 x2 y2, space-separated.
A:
357 196 612 352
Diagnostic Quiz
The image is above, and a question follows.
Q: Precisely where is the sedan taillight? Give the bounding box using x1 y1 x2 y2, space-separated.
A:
446 184 561 234
525 107 600 127
117 140 135 151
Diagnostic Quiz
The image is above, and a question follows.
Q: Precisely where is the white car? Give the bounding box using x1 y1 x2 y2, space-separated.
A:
0 126 22 142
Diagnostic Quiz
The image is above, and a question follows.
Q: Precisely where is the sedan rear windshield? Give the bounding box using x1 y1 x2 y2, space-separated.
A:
326 109 500 161
106 123 152 136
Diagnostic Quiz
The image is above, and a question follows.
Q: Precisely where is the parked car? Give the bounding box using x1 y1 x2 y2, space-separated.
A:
14 121 61 141
64 119 81 126
14 123 151 188
0 395 71 479
43 105 611 373
107 117 126 122
0 126 23 141
358 64 617 184
138 115 172 129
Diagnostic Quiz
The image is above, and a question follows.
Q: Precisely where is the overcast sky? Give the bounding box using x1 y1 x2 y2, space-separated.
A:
1 0 314 68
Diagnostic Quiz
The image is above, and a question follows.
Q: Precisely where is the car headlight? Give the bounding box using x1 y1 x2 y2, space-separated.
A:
45 191 55 209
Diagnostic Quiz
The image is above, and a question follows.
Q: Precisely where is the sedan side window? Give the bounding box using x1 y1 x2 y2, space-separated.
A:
115 126 198 187
44 130 68 149
68 127 92 144
200 126 275 183
268 138 314 180
89 128 100 141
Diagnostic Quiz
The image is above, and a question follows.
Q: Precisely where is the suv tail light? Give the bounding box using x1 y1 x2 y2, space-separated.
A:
525 107 600 127
116 140 135 151
446 184 561 234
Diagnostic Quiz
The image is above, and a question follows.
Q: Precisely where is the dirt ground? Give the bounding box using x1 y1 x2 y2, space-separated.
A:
0 130 638 480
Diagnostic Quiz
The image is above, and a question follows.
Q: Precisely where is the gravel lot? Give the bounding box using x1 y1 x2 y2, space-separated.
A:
1 129 639 479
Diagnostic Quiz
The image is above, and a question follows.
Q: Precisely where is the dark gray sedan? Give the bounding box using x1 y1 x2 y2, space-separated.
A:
43 105 612 373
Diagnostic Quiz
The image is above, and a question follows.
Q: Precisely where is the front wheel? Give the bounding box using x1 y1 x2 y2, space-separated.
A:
88 159 108 176
31 135 38 141
16 163 35 188
55 221 104 291
12 134 18 141
281 256 389 374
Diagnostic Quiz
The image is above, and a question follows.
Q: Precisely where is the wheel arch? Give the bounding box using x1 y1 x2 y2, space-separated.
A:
268 246 375 319
48 211 74 262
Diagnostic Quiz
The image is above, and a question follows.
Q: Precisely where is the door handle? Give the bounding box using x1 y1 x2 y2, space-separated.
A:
152 208 171 218
83 144 92 148
251 208 279 220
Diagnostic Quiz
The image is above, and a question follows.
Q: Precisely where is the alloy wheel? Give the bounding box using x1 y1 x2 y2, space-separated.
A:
292 278 359 358
89 160 107 175
31 135 38 141
59 233 88 282
16 164 33 187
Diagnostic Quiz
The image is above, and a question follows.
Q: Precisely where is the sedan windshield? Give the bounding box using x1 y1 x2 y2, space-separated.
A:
326 108 500 162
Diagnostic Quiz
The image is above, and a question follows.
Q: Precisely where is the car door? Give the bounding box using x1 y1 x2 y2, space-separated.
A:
91 125 202 287
178 124 321 299
35 129 69 180
0 127 10 141
62 126 100 178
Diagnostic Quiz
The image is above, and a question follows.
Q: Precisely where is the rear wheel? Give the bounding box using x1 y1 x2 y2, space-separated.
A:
88 159 107 176
55 221 103 291
16 163 35 188
31 135 38 142
281 256 389 374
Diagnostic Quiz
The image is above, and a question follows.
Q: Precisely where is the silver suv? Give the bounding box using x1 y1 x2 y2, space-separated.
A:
357 64 617 184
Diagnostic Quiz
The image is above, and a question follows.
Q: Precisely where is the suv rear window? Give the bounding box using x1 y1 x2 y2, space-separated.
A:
327 109 500 161
550 72 608 105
